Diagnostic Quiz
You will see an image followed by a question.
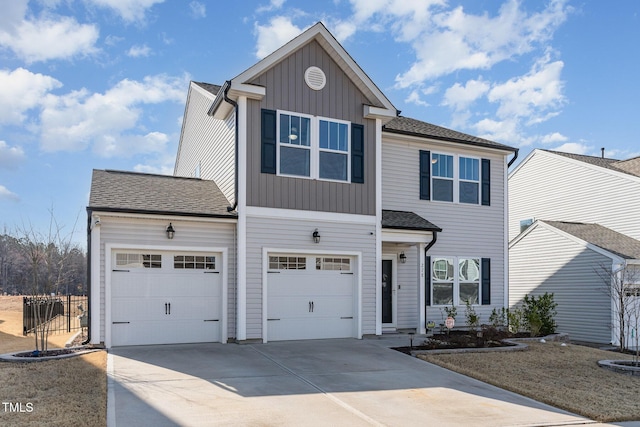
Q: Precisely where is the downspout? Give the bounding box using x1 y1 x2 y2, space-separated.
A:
82 210 91 345
424 230 438 331
507 148 519 168
223 80 239 213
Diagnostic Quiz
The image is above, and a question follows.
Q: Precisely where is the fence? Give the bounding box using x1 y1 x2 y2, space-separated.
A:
23 295 88 336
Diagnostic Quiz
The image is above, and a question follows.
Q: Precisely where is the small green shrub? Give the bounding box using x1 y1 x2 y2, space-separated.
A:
464 299 480 331
443 304 457 320
507 307 524 334
522 292 557 336
489 307 507 328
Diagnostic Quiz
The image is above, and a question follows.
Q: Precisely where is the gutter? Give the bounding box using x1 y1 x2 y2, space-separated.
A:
507 148 520 168
82 210 92 345
424 230 438 332
221 81 239 213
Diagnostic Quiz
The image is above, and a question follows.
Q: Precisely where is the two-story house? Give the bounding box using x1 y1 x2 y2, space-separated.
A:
87 22 517 348
509 149 640 345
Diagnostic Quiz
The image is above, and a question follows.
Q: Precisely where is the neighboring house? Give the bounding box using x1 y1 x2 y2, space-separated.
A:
509 149 640 344
88 22 517 348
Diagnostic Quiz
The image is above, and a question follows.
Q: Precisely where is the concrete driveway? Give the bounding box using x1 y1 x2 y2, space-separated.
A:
108 338 599 427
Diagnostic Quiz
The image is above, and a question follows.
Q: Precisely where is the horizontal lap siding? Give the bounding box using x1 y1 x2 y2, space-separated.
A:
382 137 507 322
392 245 419 329
174 86 235 203
245 215 376 339
509 152 640 242
97 216 237 343
246 40 376 216
509 225 612 343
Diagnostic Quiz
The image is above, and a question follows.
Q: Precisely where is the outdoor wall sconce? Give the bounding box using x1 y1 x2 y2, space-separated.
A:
166 223 175 240
399 252 407 263
312 229 321 244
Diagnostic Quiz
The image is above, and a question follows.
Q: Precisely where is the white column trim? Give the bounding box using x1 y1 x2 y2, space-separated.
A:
418 243 426 334
375 118 383 336
90 217 101 345
236 96 248 341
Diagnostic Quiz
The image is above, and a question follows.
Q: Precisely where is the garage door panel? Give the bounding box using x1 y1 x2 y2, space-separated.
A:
268 317 353 342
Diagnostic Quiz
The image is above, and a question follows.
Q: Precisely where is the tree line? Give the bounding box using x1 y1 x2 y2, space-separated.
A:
0 225 86 296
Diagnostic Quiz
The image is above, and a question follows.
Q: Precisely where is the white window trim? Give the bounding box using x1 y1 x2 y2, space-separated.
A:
431 152 481 205
432 255 482 307
276 109 351 183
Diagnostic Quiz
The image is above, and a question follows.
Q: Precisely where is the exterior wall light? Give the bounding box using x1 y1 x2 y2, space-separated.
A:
312 229 321 244
399 252 407 263
166 223 175 240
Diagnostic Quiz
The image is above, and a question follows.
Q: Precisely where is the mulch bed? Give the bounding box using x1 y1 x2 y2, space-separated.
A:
393 328 530 354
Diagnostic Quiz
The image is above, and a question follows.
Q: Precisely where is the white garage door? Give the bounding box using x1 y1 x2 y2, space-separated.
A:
267 255 355 341
111 251 222 346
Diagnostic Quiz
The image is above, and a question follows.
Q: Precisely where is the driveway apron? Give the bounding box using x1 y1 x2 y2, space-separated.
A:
108 338 594 427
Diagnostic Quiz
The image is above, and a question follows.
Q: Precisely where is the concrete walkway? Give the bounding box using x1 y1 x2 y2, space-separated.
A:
107 337 631 427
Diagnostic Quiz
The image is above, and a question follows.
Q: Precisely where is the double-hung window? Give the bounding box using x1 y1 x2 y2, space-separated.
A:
431 256 481 306
459 157 479 204
276 110 350 182
426 152 484 204
432 154 454 202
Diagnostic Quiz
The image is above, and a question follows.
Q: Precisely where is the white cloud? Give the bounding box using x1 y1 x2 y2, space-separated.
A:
0 68 62 125
552 142 591 155
473 117 534 147
540 132 568 144
442 79 489 111
39 74 188 156
0 13 99 63
127 44 151 57
405 90 430 107
0 0 28 33
0 141 25 170
256 0 286 14
189 1 206 19
254 16 307 59
0 185 19 202
86 0 165 23
487 53 565 122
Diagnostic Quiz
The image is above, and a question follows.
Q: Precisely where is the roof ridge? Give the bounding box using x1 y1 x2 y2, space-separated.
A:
98 169 202 181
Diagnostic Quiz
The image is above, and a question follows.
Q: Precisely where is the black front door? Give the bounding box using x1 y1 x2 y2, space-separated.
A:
382 260 393 324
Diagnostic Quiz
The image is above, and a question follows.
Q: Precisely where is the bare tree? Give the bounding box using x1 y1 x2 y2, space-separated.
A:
597 262 640 353
16 210 80 354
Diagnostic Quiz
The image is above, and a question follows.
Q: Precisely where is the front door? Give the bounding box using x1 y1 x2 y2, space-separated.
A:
382 259 396 328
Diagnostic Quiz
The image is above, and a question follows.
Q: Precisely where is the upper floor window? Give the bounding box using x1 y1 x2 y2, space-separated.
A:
420 150 489 206
275 111 351 182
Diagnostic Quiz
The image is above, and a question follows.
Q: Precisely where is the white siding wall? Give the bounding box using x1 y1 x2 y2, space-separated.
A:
245 214 377 339
96 215 236 343
509 225 612 344
174 84 236 203
382 135 508 323
509 150 640 241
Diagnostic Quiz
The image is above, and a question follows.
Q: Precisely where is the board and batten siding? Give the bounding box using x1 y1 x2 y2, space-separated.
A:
174 84 236 204
96 215 237 343
245 40 376 216
509 151 640 242
381 135 508 322
245 215 377 339
509 224 612 344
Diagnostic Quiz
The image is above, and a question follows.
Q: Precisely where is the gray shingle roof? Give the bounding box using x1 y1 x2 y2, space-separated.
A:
382 210 442 232
543 220 640 259
544 150 640 178
383 116 516 152
89 170 236 218
193 82 221 95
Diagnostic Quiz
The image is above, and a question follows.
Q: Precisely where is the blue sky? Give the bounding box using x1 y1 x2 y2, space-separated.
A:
1 0 639 245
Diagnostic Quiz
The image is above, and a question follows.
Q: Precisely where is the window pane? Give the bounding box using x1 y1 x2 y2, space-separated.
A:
433 283 453 305
460 282 479 305
432 154 453 178
433 258 454 281
300 117 310 146
280 146 310 176
460 157 479 181
459 258 480 281
319 151 347 181
339 123 348 151
279 114 290 143
433 178 453 202
319 120 328 149
329 121 338 150
459 181 479 204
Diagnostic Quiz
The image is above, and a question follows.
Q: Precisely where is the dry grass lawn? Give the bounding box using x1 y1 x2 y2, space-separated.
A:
0 296 107 427
420 342 640 422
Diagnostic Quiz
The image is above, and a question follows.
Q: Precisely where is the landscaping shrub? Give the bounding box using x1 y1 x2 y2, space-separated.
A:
489 307 507 328
464 299 480 331
522 293 557 336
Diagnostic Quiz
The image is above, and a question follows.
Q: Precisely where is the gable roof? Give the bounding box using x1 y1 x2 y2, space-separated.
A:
542 150 640 178
193 82 221 95
384 116 516 152
88 169 236 218
382 210 441 232
541 220 640 260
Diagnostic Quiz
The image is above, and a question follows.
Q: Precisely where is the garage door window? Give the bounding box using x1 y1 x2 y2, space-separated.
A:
174 255 216 270
316 257 351 271
269 256 306 270
115 253 161 268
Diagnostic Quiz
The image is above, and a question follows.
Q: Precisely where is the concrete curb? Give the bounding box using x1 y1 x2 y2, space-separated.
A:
0 347 102 362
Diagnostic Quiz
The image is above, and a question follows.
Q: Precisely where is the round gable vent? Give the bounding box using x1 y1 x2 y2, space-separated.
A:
305 66 326 91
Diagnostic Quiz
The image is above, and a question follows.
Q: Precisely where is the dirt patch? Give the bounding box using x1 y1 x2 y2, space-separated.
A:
419 342 640 422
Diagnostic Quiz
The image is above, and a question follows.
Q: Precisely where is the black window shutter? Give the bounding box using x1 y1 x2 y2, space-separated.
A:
419 150 431 200
481 158 490 206
481 258 490 305
425 255 431 306
261 109 277 174
351 124 364 183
